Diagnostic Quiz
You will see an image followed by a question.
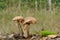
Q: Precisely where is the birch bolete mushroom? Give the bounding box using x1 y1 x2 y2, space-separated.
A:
23 17 37 38
12 16 24 36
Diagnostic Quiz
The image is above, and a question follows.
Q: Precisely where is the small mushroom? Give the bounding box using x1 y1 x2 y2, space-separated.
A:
12 16 24 36
23 17 37 38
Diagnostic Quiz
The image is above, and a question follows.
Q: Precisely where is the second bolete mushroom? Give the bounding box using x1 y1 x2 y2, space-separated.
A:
23 17 37 38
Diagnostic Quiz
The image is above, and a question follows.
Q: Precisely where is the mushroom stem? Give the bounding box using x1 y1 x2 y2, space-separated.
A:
23 24 30 38
17 21 23 36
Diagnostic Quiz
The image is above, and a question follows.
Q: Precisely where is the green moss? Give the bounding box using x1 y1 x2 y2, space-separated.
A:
39 30 57 37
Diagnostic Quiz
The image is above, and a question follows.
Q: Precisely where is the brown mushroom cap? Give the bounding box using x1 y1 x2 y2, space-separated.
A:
12 16 24 22
23 17 37 25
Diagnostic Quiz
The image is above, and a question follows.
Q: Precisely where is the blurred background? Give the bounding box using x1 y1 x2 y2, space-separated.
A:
0 0 60 34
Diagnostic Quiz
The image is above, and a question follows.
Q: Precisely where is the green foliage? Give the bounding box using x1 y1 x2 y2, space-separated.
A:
7 0 19 7
0 0 7 10
40 30 57 37
52 0 60 6
0 2 6 9
0 0 60 10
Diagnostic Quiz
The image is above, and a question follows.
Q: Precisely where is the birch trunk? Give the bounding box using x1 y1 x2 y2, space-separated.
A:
48 0 51 12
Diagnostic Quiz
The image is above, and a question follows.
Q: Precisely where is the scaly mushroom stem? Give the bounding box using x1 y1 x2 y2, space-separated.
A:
17 21 23 36
23 24 30 38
